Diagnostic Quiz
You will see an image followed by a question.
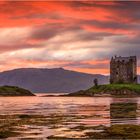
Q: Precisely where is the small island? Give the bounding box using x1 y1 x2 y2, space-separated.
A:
67 84 140 97
0 85 35 96
67 56 140 97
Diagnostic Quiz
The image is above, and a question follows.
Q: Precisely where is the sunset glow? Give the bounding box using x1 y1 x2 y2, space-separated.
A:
0 1 140 74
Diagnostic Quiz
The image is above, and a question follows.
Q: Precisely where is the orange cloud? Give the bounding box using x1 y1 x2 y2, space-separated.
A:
83 60 109 65
0 59 71 72
68 67 109 75
0 1 139 74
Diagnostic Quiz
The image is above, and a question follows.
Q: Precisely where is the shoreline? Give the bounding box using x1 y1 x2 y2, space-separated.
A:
41 94 140 98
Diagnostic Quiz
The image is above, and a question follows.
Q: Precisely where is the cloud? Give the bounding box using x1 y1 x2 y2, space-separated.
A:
0 1 139 74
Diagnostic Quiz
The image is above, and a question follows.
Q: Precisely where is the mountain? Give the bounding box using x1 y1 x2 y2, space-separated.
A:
0 68 109 93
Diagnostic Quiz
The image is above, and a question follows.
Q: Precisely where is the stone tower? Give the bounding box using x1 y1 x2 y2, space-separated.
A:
110 56 137 84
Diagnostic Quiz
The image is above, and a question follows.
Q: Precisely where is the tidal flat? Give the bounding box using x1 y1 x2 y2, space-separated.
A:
0 96 140 139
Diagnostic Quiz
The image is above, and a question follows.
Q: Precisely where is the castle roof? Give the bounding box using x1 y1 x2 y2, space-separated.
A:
112 56 136 62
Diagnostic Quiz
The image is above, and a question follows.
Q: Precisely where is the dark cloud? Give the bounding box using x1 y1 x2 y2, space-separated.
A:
114 34 140 45
30 22 115 42
31 26 59 40
30 24 80 40
0 43 40 53
80 19 140 31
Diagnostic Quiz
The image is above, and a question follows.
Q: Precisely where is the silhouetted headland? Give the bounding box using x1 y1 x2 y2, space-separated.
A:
0 85 35 96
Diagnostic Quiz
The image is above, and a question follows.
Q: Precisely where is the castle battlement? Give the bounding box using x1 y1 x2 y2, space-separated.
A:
110 56 137 84
111 56 136 63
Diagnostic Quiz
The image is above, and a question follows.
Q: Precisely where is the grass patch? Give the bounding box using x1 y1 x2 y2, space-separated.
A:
0 85 35 96
68 84 140 97
88 84 140 93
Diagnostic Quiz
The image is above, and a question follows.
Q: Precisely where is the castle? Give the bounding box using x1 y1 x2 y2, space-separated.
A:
110 56 137 84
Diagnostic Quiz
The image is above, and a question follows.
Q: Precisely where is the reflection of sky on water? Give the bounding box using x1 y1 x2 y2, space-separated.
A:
0 96 140 126
1 96 140 139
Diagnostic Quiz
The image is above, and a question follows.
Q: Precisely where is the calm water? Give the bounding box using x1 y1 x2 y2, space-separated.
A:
0 95 140 139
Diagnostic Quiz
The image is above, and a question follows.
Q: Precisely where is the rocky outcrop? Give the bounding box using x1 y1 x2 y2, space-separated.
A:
0 86 35 96
94 89 139 97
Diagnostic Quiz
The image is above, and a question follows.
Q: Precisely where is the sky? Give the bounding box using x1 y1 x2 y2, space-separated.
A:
0 1 140 75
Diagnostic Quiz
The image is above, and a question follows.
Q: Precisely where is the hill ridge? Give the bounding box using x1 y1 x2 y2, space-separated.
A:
0 68 109 93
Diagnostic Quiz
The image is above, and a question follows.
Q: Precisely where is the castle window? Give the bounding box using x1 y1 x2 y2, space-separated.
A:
116 72 118 75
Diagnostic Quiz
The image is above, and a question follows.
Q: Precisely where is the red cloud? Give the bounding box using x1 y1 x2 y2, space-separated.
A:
0 1 138 37
0 1 139 74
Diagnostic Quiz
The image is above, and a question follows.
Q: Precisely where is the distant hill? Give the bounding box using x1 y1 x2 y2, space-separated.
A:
0 68 109 93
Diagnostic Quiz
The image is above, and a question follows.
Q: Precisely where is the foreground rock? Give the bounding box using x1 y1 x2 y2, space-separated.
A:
1 113 140 139
48 124 140 139
0 85 35 96
67 84 140 97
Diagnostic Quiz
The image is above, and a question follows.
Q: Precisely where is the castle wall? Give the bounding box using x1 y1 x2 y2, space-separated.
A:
110 56 137 84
